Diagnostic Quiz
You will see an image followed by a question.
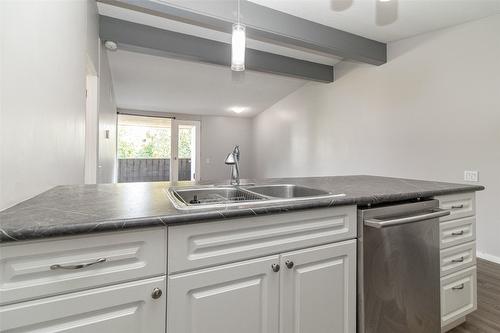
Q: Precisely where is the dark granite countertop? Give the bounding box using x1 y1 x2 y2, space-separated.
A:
0 175 484 243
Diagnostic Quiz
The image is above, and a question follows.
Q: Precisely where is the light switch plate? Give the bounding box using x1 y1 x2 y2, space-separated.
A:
464 171 479 182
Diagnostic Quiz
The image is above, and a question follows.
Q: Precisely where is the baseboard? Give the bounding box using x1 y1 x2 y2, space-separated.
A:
477 251 500 265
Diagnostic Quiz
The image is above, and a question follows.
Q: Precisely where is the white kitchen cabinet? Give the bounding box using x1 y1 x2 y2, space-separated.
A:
435 193 478 332
439 217 476 249
438 192 475 222
167 240 357 333
0 276 166 333
167 255 280 333
0 206 358 333
441 266 477 327
440 241 476 277
168 206 356 274
279 240 357 333
0 228 166 305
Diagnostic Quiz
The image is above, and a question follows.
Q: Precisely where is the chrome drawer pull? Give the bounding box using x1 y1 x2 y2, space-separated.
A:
451 204 464 209
50 258 107 270
452 283 465 291
451 256 465 263
451 230 465 236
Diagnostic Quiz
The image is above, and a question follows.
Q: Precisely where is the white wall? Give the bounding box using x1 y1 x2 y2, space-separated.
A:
0 0 94 210
97 45 118 183
200 116 254 181
253 14 500 260
0 2 4 209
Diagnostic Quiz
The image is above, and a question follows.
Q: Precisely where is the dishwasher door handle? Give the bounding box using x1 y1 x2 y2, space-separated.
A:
364 209 450 228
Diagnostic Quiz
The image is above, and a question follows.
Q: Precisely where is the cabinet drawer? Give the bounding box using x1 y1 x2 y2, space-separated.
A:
0 276 166 333
440 217 475 249
440 242 476 277
441 266 477 327
436 192 475 222
168 206 356 274
0 228 166 305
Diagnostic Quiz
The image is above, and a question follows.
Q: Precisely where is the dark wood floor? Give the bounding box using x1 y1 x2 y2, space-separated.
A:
449 258 500 333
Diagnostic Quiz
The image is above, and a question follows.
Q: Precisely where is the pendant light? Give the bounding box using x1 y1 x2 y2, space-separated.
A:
231 0 246 71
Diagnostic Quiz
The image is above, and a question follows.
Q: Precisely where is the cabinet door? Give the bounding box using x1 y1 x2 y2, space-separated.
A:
168 255 280 333
0 276 166 333
280 240 356 333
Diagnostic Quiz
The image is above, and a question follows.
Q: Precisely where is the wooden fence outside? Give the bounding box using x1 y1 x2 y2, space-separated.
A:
118 158 191 183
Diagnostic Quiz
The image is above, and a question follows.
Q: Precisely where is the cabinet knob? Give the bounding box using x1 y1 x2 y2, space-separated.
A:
271 264 280 272
151 288 163 299
285 260 294 269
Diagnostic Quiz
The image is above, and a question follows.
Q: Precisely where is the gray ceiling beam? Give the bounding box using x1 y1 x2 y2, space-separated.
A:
99 15 334 83
98 0 387 65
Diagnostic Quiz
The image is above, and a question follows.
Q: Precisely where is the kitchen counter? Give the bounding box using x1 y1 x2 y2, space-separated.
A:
0 175 484 242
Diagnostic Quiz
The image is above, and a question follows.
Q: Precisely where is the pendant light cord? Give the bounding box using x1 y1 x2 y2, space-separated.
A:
237 0 240 24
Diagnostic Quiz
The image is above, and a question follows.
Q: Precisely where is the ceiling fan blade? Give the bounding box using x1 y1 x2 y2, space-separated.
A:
376 0 399 26
330 0 353 11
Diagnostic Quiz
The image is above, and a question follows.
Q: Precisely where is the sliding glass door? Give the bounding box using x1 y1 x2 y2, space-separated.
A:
171 120 200 182
116 114 200 183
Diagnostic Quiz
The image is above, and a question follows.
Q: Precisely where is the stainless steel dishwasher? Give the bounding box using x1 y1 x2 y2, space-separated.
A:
358 199 450 333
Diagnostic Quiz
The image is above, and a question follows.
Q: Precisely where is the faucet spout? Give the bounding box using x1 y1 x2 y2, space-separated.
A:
225 145 240 185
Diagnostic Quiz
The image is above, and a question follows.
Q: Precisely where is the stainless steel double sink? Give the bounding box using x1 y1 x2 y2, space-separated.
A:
167 184 345 210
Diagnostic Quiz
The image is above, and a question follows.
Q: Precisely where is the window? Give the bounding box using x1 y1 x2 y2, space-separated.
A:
117 115 171 159
116 114 200 183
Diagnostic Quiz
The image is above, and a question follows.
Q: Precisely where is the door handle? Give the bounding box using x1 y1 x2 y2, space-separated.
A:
364 209 450 228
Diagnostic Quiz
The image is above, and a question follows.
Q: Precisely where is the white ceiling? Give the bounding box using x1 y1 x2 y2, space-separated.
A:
249 0 500 42
108 50 306 117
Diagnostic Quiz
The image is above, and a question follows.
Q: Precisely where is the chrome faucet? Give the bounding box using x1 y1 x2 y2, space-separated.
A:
225 145 240 185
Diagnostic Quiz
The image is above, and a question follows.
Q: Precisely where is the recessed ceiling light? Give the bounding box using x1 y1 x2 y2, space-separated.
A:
228 106 248 114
